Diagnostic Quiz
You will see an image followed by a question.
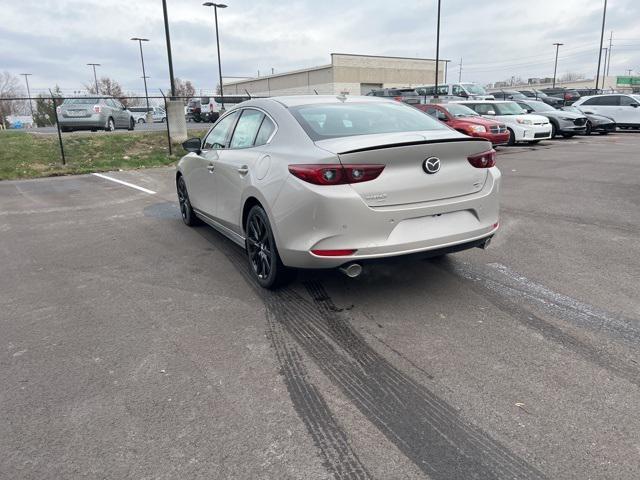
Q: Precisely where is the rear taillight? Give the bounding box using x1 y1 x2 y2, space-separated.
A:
393 96 403 102
93 105 101 113
288 164 384 185
311 249 357 256
467 149 496 168
564 93 571 101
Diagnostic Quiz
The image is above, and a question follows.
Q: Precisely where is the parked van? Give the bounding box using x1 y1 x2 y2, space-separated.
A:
415 82 495 100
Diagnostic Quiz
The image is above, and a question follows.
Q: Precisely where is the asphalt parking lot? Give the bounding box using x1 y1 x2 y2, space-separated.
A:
1 133 639 479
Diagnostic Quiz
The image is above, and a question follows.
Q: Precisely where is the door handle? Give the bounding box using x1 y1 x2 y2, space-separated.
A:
237 166 249 175
207 163 215 173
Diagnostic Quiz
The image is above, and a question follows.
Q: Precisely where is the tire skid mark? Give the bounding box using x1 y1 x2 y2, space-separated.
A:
298 280 546 480
202 233 372 480
199 229 545 479
449 261 640 345
445 260 640 387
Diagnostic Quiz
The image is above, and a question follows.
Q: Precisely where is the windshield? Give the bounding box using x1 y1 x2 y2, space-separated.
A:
442 103 479 117
632 95 640 103
290 102 447 140
495 102 527 115
527 101 555 112
562 106 580 114
464 84 488 95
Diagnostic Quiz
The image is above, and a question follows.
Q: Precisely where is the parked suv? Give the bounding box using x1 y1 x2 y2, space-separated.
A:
540 88 581 105
366 88 421 104
518 90 564 107
417 103 510 146
515 99 587 137
572 94 640 128
57 97 135 132
457 100 552 145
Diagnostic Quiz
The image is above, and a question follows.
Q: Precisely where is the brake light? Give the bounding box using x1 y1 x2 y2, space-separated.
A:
467 149 496 168
288 164 385 185
564 93 571 101
311 249 357 256
393 96 403 102
93 105 101 113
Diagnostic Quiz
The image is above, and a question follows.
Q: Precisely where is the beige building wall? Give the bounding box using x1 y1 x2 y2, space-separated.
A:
222 53 447 97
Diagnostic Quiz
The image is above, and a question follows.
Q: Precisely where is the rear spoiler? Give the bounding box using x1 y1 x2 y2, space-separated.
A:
339 137 488 155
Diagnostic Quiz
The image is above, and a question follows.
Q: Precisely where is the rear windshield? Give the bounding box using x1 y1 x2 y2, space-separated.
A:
62 98 100 105
290 102 447 140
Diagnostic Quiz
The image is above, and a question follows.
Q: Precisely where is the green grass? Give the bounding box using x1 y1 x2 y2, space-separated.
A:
0 129 208 180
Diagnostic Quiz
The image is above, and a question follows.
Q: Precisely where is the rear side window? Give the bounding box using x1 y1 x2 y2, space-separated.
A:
582 96 617 106
63 98 99 105
290 102 446 141
254 117 276 146
203 110 239 149
230 109 264 149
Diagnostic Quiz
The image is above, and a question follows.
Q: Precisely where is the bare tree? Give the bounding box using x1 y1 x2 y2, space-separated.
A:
559 72 586 82
84 77 129 106
172 78 196 101
0 71 25 128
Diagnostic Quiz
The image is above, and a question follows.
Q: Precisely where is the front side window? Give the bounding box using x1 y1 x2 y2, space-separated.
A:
290 101 447 141
230 109 265 149
203 110 240 149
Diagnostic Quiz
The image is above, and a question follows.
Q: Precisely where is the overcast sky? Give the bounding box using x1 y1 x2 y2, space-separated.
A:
1 0 639 94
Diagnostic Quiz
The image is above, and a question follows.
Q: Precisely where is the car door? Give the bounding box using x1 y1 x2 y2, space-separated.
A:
186 110 240 218
113 99 129 127
214 108 270 234
580 95 618 120
619 95 640 124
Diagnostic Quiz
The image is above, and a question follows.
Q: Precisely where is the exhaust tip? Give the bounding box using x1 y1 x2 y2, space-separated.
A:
340 263 363 278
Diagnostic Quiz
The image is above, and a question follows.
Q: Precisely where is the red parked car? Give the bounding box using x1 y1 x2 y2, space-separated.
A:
417 103 511 146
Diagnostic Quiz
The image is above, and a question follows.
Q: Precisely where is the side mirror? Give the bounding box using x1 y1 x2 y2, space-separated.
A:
182 137 202 154
526 108 533 114
631 103 639 108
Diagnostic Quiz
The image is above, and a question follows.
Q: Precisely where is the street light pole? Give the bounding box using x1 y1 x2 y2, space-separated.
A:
131 37 151 112
161 0 176 98
552 43 563 88
203 2 227 111
20 73 34 118
433 0 442 101
594 0 607 92
87 63 101 94
601 48 608 91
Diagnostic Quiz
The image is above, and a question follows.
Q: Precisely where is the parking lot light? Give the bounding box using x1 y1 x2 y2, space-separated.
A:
552 43 563 88
131 37 151 116
87 63 101 94
203 2 227 111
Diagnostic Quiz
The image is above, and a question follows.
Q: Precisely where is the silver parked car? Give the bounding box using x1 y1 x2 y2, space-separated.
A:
129 106 167 124
57 97 135 132
176 96 501 288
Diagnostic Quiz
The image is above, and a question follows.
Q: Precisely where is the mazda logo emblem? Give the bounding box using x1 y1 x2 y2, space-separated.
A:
423 157 441 174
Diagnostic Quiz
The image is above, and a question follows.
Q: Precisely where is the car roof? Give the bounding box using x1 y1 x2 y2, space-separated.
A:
454 100 514 104
268 95 394 107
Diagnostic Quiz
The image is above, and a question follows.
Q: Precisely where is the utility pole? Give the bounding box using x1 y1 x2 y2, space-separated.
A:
601 48 608 90
433 0 442 100
203 3 228 111
87 63 101 94
458 57 462 82
594 0 607 91
20 73 34 118
131 38 150 113
552 43 563 88
627 69 632 76
606 31 613 76
162 0 176 98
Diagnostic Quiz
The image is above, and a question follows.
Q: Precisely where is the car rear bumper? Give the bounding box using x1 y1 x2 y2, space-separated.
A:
272 168 501 269
58 115 105 128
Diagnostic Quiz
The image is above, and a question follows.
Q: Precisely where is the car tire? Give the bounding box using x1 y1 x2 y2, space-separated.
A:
506 128 516 146
585 121 592 135
599 131 609 135
137 118 145 124
562 133 575 138
245 205 292 289
61 127 71 133
128 118 135 131
176 175 201 227
550 123 557 138
105 118 115 132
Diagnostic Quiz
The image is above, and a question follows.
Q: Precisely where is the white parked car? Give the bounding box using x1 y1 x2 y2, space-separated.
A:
128 106 167 124
176 96 501 288
416 82 495 101
457 101 552 145
572 94 640 129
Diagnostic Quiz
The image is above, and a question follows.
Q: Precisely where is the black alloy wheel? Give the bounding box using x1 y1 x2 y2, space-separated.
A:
177 176 199 226
585 121 592 135
245 206 290 289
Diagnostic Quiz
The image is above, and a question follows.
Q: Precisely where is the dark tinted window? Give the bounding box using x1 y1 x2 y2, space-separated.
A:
203 110 239 149
230 109 264 149
63 98 100 105
254 116 276 146
582 96 617 106
620 96 637 106
290 101 446 140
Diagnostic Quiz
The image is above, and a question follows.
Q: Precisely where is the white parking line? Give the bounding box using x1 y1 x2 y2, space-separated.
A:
92 173 156 195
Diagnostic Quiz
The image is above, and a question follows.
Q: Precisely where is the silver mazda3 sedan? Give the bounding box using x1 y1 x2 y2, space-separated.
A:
176 95 500 288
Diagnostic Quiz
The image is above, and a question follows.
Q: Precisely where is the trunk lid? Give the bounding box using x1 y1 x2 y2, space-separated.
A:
316 132 492 207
